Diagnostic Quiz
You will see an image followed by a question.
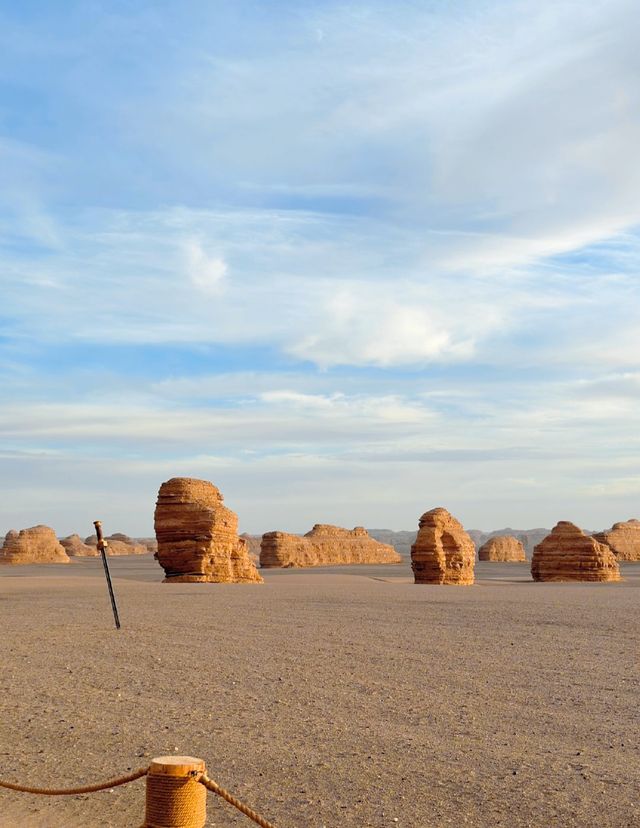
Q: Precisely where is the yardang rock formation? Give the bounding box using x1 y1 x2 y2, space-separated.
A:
0 525 70 565
60 534 98 557
82 532 147 556
593 520 640 561
531 521 620 582
478 535 527 562
411 508 475 585
154 477 263 583
260 524 401 568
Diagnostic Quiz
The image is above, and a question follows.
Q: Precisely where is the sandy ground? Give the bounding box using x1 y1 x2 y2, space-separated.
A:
1 555 639 827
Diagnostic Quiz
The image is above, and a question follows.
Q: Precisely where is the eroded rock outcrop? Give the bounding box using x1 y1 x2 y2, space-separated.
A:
60 534 98 557
240 533 261 565
593 520 640 561
154 477 263 583
478 535 527 562
531 521 620 582
260 524 400 568
82 532 147 556
411 508 475 585
0 525 70 565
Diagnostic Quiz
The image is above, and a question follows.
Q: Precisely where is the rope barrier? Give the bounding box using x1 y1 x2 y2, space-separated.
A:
0 766 148 795
0 757 278 827
199 773 277 828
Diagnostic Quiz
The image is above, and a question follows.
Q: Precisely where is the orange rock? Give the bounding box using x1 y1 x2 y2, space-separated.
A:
0 525 70 565
239 533 261 565
60 534 98 557
82 532 148 556
531 521 620 582
411 507 475 585
592 519 640 561
154 477 263 583
260 524 401 568
478 535 526 562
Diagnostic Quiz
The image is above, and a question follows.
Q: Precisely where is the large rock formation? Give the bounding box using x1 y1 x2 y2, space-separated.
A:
0 526 70 565
260 525 401 568
60 534 98 557
82 532 148 556
154 477 263 583
593 520 640 561
411 508 475 585
531 521 620 582
478 535 527 562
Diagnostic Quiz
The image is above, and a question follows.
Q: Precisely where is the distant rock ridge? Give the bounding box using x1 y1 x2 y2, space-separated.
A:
0 525 70 565
260 524 401 568
369 527 550 558
593 520 640 561
154 477 263 583
411 508 475 585
478 535 527 562
60 534 98 557
82 532 147 556
531 521 620 582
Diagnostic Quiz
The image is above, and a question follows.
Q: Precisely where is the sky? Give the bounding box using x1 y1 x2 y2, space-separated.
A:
1 0 639 536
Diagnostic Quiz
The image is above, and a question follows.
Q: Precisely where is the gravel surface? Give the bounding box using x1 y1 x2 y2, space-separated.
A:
1 556 639 827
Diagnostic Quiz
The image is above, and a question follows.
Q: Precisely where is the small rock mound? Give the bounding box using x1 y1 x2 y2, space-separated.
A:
531 521 620 582
0 525 70 565
260 524 400 568
82 532 148 556
154 477 263 583
411 507 475 585
60 534 98 557
478 535 526 562
592 519 640 561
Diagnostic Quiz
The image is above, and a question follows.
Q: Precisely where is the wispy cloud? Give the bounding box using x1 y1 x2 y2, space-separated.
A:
1 1 639 534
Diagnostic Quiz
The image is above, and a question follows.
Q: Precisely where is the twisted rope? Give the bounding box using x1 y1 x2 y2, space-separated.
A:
199 773 277 828
0 766 148 796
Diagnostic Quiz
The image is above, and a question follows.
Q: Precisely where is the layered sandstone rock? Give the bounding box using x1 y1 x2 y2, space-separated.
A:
154 477 263 583
0 525 70 565
411 508 475 585
60 534 98 557
593 520 640 561
531 521 620 582
478 535 527 562
260 524 401 568
82 532 148 556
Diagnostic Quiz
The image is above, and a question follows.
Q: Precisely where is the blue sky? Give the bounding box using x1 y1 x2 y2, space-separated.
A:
1 0 639 535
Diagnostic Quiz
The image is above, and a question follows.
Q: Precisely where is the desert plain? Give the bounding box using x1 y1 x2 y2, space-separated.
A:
1 555 639 827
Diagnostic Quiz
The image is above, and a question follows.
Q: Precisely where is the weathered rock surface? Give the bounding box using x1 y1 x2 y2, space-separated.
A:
468 527 549 556
531 521 620 582
154 477 263 583
593 520 640 561
411 508 475 585
239 533 261 565
82 532 148 556
0 525 70 565
60 534 98 557
260 524 401 568
478 535 527 562
136 537 158 554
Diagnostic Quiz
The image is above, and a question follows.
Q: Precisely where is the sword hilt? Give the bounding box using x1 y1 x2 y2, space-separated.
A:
93 519 108 551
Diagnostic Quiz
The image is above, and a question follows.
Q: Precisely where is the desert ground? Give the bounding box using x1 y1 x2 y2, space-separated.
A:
1 556 639 827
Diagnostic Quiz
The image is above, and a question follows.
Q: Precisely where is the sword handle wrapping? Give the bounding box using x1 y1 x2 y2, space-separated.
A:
93 520 108 551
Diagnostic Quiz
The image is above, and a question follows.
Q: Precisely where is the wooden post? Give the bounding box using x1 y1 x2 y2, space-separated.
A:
143 756 207 828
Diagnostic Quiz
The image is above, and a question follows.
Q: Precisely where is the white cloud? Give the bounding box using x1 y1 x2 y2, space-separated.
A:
184 239 227 292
